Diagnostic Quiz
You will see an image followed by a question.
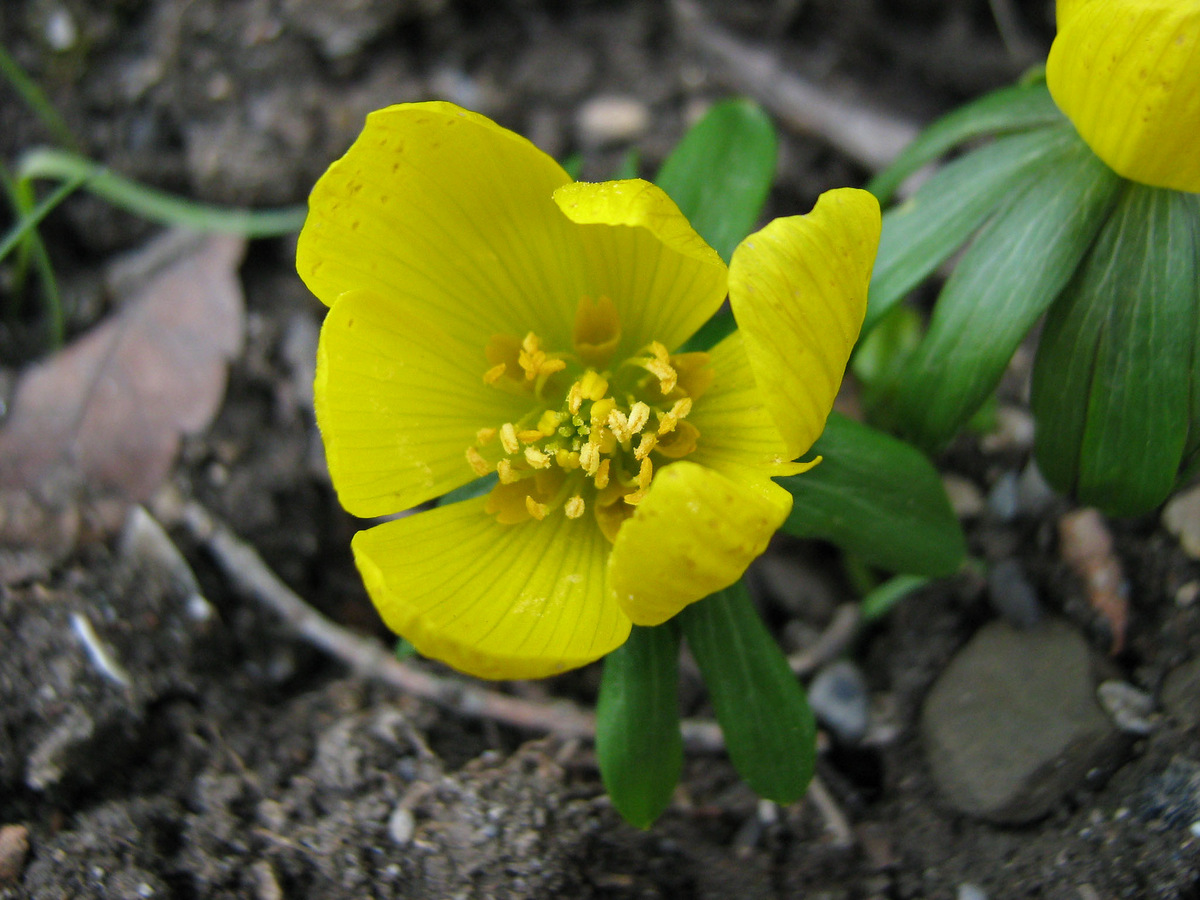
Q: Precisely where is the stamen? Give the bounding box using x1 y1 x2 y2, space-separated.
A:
476 426 497 445
624 457 654 505
525 496 549 520
517 429 544 444
634 432 657 460
657 411 678 435
555 448 581 469
567 381 584 414
580 370 609 401
607 408 631 443
497 459 521 484
524 446 552 469
537 409 564 435
594 458 611 489
465 446 491 476
579 440 600 476
670 397 693 420
499 423 520 455
483 363 507 385
564 495 585 519
627 401 651 435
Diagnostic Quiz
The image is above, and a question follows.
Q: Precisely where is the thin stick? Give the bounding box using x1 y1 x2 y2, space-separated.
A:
671 0 918 172
177 501 726 753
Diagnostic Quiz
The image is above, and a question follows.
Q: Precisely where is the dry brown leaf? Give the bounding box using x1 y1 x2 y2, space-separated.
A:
0 230 245 503
1058 508 1129 655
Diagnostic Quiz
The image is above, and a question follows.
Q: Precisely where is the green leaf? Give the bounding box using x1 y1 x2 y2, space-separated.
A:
1180 194 1200 480
866 81 1064 204
1032 184 1199 516
436 472 498 506
865 123 1079 335
595 623 683 828
880 132 1122 451
679 582 814 804
778 413 965 577
655 98 777 263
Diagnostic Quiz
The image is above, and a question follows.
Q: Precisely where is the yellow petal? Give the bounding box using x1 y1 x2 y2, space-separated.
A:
298 101 585 350
553 179 729 355
354 497 631 680
729 188 880 459
688 331 816 477
1047 0 1200 192
316 290 530 517
607 461 792 626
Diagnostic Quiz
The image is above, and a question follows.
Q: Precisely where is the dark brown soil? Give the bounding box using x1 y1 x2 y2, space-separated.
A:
3 1 1199 898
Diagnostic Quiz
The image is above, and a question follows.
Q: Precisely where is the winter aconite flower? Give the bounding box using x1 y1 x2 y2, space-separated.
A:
298 102 879 679
1047 0 1200 192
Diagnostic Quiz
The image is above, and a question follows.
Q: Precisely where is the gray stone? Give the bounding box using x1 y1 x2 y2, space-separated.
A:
921 619 1120 823
1161 658 1200 727
1097 680 1158 735
986 558 1041 628
808 660 870 743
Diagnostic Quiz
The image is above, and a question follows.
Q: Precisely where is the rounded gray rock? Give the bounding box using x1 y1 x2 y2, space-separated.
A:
921 618 1120 824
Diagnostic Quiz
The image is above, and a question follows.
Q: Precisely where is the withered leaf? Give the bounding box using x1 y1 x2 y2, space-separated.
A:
0 230 245 503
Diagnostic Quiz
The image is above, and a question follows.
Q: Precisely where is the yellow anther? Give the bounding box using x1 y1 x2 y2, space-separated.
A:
594 458 611 489
564 495 586 519
555 448 581 469
497 459 520 484
628 401 651 435
537 409 564 435
476 426 497 445
636 456 653 489
499 423 520 455
465 446 491 476
517 429 544 444
483 363 507 385
670 397 693 420
646 359 678 394
596 429 617 454
635 432 657 460
567 381 584 414
579 440 600 476
607 408 630 443
657 411 677 435
540 358 567 376
522 332 540 353
590 397 616 427
649 341 670 363
524 446 552 469
525 495 549 520
580 370 609 401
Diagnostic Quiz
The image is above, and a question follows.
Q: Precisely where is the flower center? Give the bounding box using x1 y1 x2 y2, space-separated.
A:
463 296 711 541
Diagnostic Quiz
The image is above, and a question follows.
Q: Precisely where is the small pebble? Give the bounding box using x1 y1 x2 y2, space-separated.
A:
981 405 1035 453
986 471 1020 521
0 824 30 884
388 805 415 845
808 659 870 743
957 883 988 900
942 473 984 519
1015 460 1056 516
576 96 651 145
1176 581 1199 608
1163 484 1200 559
1097 680 1158 735
45 6 78 51
987 559 1041 628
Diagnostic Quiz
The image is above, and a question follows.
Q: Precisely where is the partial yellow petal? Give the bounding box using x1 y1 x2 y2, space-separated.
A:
607 461 792 626
688 331 816 477
729 188 880 459
1047 0 1200 192
355 497 630 680
316 290 530 518
298 101 585 350
553 179 729 354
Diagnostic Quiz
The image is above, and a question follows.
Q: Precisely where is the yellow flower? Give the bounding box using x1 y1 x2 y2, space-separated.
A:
297 102 879 679
1047 0 1200 192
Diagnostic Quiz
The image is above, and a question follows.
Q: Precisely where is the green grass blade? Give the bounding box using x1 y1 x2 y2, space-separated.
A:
0 42 79 150
595 623 683 828
680 582 815 804
17 148 306 237
0 173 84 262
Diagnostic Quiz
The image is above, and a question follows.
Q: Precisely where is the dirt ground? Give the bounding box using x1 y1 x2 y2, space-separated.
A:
2 0 1199 897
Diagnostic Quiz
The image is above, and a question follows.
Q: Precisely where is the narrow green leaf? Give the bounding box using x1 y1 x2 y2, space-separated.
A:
1180 194 1200 480
867 80 1063 204
778 413 965 577
596 623 683 828
860 574 929 622
1032 184 1198 516
17 148 306 237
865 123 1078 334
881 133 1122 451
0 173 85 263
655 99 777 263
0 43 80 151
436 472 498 506
679 582 814 804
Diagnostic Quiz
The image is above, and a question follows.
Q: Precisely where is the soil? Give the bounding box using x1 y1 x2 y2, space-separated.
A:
2 0 1199 897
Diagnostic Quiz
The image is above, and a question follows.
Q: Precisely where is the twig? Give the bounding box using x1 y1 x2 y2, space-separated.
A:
788 603 862 676
807 773 855 848
176 500 726 753
671 0 918 172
